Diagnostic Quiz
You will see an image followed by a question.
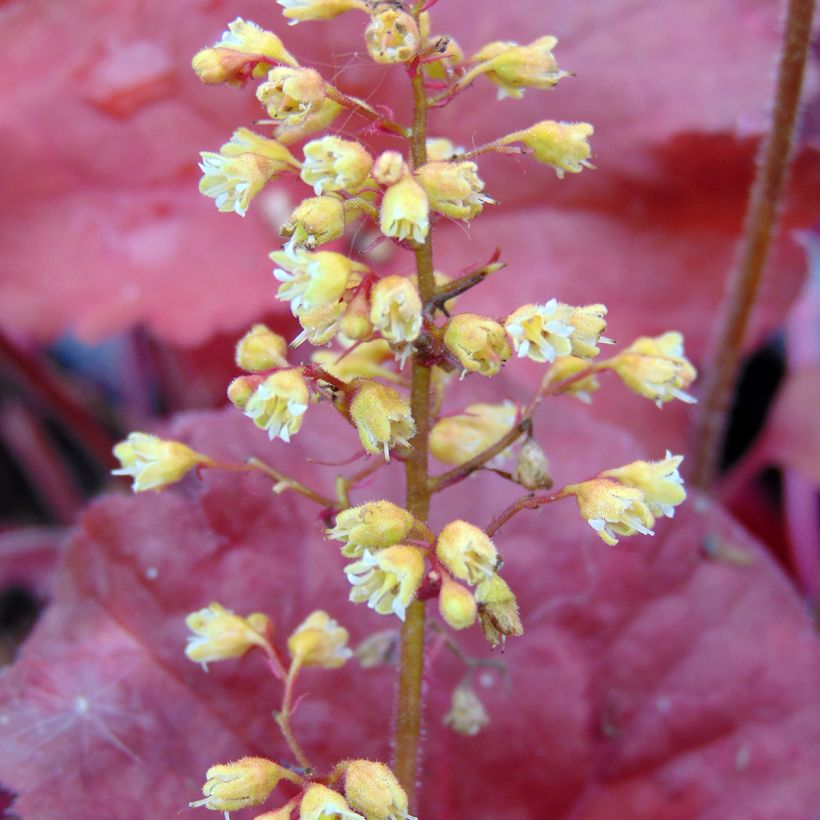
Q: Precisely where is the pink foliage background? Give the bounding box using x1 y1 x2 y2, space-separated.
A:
1 0 820 818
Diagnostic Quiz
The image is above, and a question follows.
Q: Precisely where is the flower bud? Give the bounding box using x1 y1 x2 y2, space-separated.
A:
475 574 523 648
301 136 373 195
189 756 286 812
543 355 600 403
425 138 462 162
564 478 655 546
438 575 477 630
349 380 415 460
281 196 346 249
257 66 327 125
243 369 310 442
184 603 270 665
276 99 344 145
328 500 415 557
345 545 426 620
299 783 362 820
380 173 429 245
343 760 411 819
288 610 352 668
444 685 490 735
608 332 697 406
236 324 289 371
227 375 263 409
339 288 375 340
430 401 517 466
292 301 346 347
372 151 406 186
278 0 368 25
513 438 552 490
416 161 493 220
602 452 686 519
112 433 209 492
369 276 422 355
436 520 498 585
500 121 594 178
364 9 420 64
444 313 511 377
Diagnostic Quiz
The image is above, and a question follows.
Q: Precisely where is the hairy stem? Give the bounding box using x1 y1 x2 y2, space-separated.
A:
690 0 816 491
485 489 567 538
275 659 313 773
393 60 435 807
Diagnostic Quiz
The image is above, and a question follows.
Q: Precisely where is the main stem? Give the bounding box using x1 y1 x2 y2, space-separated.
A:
393 63 435 806
690 0 816 491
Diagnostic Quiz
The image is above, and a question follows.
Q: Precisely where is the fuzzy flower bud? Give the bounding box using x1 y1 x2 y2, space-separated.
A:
301 136 374 195
439 575 477 630
564 478 655 546
425 138 462 162
345 545 425 620
609 332 697 406
257 66 327 125
430 401 517 466
328 500 415 558
365 9 420 64
184 603 270 665
339 288 374 340
343 760 413 819
276 98 344 145
278 0 368 25
272 245 365 315
602 452 686 519
380 173 429 245
543 355 600 403
190 757 286 812
192 18 297 86
199 128 300 216
236 324 289 371
243 369 310 442
416 161 493 220
349 380 415 460
444 685 490 736
293 301 346 347
287 610 352 668
369 275 422 357
372 151 406 186
282 196 346 249
513 437 553 490
437 520 498 585
112 433 209 492
444 313 511 377
227 375 262 409
475 574 523 647
501 121 594 178
312 340 397 383
469 35 569 99
299 784 363 820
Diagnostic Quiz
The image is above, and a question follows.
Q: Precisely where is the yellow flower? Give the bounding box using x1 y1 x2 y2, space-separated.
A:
112 433 208 492
443 313 511 377
328 500 416 558
345 545 425 620
184 603 270 666
438 575 477 630
556 303 610 358
343 760 412 820
372 151 406 186
369 275 422 360
312 340 399 383
468 35 569 99
278 0 368 25
564 478 655 546
293 301 346 347
199 128 300 216
608 331 697 406
416 161 494 220
256 66 327 125
272 245 364 316
602 452 686 519
504 301 573 363
429 401 517 466
474 574 523 647
243 369 310 442
436 520 498 585
301 136 373 195
349 380 415 460
500 121 594 178
364 9 420 64
444 685 490 736
235 324 289 372
380 173 429 244
287 610 352 668
299 784 364 820
281 196 346 248
275 99 344 145
190 757 286 813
